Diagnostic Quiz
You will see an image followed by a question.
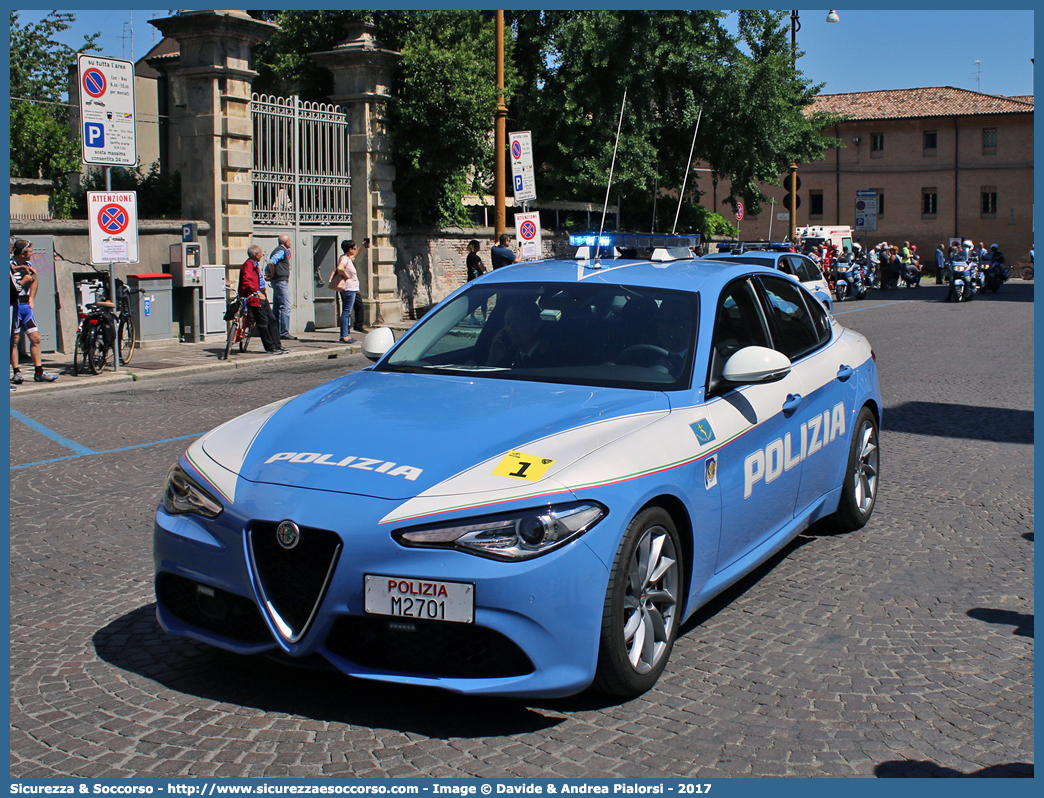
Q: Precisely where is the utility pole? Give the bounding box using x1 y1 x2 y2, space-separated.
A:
494 11 507 239
788 10 800 244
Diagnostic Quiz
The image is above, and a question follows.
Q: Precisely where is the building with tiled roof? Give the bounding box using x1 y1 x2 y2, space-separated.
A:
700 86 1034 269
809 86 1034 120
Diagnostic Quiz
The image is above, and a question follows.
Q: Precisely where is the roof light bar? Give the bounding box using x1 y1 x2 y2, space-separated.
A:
570 232 701 261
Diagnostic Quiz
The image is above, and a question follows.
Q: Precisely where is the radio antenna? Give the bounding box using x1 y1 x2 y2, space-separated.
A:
672 107 703 235
595 87 627 262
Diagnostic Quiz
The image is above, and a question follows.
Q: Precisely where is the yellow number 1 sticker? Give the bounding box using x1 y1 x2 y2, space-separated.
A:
492 451 556 481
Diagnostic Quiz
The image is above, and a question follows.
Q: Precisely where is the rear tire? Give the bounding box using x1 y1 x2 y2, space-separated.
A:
73 329 85 375
117 316 135 365
239 317 253 353
86 327 109 375
1021 266 1033 281
593 507 683 697
828 406 879 531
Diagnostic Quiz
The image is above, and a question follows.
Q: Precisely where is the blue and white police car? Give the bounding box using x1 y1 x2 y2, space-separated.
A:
154 235 881 699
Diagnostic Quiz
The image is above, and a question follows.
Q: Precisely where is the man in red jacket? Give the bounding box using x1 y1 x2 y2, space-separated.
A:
239 245 285 354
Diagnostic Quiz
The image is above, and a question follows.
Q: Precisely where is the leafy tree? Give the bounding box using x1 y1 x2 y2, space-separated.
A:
248 10 837 234
509 10 840 234
251 10 514 227
75 165 182 219
10 11 99 216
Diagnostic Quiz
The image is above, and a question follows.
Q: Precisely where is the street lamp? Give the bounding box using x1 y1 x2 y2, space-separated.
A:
494 11 507 239
787 10 839 244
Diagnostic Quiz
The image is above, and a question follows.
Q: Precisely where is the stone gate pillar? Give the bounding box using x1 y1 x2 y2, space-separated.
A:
150 11 277 267
312 23 402 325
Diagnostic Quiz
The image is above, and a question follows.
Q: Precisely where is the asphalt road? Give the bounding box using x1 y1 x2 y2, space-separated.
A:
9 282 1033 778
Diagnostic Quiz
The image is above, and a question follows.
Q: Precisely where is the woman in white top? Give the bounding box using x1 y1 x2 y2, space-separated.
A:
333 240 361 343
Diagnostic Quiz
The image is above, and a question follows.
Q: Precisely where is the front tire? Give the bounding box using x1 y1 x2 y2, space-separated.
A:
223 318 237 360
829 406 879 531
594 507 683 697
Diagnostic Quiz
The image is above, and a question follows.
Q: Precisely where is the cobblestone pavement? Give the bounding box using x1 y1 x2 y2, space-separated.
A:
9 283 1033 778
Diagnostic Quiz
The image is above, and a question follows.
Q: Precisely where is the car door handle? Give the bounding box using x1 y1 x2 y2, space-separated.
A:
837 364 855 382
782 393 803 414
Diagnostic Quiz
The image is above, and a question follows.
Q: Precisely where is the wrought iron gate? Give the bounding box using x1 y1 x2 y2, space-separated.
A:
251 93 352 227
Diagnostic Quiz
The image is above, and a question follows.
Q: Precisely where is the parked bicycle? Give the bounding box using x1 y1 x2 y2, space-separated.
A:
113 278 139 365
73 300 118 375
222 296 257 360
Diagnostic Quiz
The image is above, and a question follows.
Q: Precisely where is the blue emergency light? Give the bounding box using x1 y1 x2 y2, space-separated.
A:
569 232 701 263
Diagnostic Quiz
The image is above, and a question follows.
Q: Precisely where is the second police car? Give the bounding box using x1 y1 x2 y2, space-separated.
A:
154 235 881 699
701 247 835 311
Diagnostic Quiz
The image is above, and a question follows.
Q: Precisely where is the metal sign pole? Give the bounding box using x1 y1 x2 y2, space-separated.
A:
105 167 119 372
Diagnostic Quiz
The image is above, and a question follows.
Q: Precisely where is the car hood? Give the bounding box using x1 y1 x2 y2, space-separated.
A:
195 370 670 504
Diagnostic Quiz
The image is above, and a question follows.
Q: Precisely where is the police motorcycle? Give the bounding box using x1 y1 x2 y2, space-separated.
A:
832 253 866 301
968 255 987 293
947 252 976 302
982 245 1009 293
851 244 873 289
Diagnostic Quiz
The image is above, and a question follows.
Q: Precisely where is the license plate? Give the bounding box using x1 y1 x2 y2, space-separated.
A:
364 575 474 623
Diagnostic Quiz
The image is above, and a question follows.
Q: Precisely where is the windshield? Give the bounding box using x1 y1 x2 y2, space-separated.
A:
378 282 699 391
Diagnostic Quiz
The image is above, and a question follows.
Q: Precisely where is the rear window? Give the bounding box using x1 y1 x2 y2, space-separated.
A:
702 255 778 269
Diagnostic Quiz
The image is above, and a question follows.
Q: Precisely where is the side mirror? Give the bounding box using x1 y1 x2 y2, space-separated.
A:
361 327 395 362
722 346 792 384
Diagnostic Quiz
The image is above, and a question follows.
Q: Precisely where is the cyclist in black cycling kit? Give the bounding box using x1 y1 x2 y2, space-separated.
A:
10 240 58 384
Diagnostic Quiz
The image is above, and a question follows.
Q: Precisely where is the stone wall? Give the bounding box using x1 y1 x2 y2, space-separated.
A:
393 228 574 316
10 178 55 219
9 218 210 352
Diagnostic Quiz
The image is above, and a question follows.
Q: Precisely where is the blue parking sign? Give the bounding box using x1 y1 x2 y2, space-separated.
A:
84 123 105 148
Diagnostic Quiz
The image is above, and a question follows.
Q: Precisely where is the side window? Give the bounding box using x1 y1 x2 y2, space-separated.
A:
787 256 814 283
800 256 825 282
707 278 771 392
757 276 823 361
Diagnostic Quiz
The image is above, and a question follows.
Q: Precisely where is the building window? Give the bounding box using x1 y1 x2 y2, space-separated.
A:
923 130 937 152
870 133 884 151
922 189 937 216
982 127 998 149
809 191 824 217
981 187 997 216
870 190 884 216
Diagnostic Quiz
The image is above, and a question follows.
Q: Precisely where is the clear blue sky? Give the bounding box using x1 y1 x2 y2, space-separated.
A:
13 7 1036 98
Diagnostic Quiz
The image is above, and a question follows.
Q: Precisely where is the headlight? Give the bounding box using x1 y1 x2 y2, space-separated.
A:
395 501 607 561
162 463 223 519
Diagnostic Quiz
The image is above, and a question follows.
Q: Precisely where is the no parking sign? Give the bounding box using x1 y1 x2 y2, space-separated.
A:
514 211 542 260
88 192 139 263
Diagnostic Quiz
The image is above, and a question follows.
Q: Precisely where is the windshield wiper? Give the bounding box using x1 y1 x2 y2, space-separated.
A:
434 364 510 372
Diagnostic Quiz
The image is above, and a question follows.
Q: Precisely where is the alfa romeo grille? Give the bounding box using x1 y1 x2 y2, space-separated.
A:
247 522 342 643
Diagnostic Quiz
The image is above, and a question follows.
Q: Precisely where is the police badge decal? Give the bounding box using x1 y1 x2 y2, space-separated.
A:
704 455 718 490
